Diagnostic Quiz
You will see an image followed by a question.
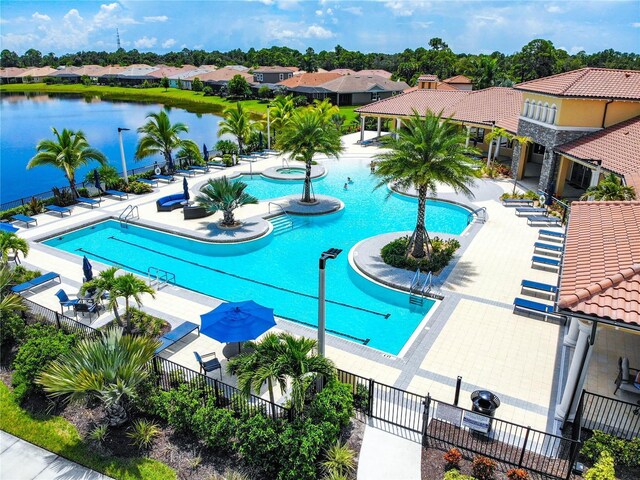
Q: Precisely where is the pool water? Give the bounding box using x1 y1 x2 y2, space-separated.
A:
275 167 306 175
45 157 470 355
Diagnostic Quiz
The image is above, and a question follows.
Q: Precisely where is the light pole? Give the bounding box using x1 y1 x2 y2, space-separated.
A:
118 127 131 184
267 106 271 150
318 248 342 357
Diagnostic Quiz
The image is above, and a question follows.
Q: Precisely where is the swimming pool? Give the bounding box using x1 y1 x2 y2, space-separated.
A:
45 157 470 355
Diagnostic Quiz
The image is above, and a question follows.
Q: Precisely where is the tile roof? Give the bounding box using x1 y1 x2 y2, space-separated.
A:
253 66 294 74
357 87 522 126
443 75 472 84
357 69 392 79
496 114 521 134
16 67 58 77
190 68 254 83
418 75 439 82
330 69 357 75
403 82 459 93
624 171 640 191
278 72 342 88
319 74 408 94
514 68 640 100
555 116 640 178
147 65 198 78
0 67 28 78
558 201 640 326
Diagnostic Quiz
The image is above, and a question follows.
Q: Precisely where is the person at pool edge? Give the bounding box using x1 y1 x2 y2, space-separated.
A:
347 177 353 184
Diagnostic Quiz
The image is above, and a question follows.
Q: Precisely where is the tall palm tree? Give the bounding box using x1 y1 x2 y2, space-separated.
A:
274 333 336 413
107 273 155 334
135 110 189 171
27 128 107 198
312 98 339 120
227 333 287 417
580 173 636 201
267 95 295 143
37 327 159 426
196 177 258 227
374 109 479 258
218 103 253 155
80 266 121 325
0 231 29 265
484 127 510 167
276 108 344 203
0 266 26 318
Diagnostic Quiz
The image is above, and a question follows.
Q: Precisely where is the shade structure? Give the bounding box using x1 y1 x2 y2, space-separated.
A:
183 177 190 201
82 255 93 282
200 300 276 344
203 143 209 162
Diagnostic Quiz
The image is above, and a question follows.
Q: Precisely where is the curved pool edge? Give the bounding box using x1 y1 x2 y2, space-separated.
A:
262 164 326 181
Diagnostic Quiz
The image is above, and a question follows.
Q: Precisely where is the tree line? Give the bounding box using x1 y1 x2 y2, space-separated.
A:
1 38 638 88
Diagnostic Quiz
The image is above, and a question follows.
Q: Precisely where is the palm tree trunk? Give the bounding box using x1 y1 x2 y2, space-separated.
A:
222 210 234 226
267 377 276 418
409 186 432 259
68 176 79 199
124 298 131 333
301 160 313 203
105 401 128 426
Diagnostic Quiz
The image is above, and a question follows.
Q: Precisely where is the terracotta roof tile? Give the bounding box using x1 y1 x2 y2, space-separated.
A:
188 68 254 83
403 82 459 93
418 75 439 82
357 69 392 79
443 75 472 84
319 75 408 94
254 66 294 74
514 68 640 100
330 69 357 75
624 171 640 191
496 114 520 134
555 116 640 178
558 201 640 326
0 67 27 78
278 72 342 88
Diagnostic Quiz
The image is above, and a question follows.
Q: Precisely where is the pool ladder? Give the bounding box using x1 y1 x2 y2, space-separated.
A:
409 269 433 306
119 205 139 228
147 267 176 290
467 207 488 225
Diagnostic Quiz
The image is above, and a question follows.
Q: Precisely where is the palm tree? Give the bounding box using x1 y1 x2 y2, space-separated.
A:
108 273 156 334
196 177 258 227
484 127 510 167
580 173 636 201
312 98 339 120
80 266 122 325
135 110 189 171
227 333 287 417
274 333 336 413
27 128 107 198
0 231 29 265
374 109 479 258
0 266 26 318
267 95 295 143
276 107 344 203
37 327 159 426
218 103 253 155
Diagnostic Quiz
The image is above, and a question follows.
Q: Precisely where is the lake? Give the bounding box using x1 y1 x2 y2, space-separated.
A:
0 94 224 205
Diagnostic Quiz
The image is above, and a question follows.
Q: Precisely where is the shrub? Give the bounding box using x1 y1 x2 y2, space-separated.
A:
25 197 45 216
164 382 206 432
127 418 160 449
216 140 238 155
203 86 213 96
130 376 170 420
88 424 109 444
322 441 356 478
0 313 26 348
12 324 76 402
506 468 529 479
51 187 75 207
125 308 167 337
11 266 42 285
308 380 354 433
277 419 328 480
472 456 496 480
353 383 370 412
0 205 27 221
192 396 237 453
380 235 461 273
443 470 476 480
192 77 204 92
585 451 616 480
77 188 90 199
126 181 153 195
235 413 282 479
581 430 640 467
444 448 463 470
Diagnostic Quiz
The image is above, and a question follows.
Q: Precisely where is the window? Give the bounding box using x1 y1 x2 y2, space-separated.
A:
533 144 546 155
279 73 284 81
523 100 530 116
371 92 381 101
255 73 263 82
543 102 549 122
535 101 543 120
548 104 557 124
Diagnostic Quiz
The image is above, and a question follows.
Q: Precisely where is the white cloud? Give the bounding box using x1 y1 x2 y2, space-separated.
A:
326 8 333 15
134 36 157 48
93 3 137 28
266 20 334 41
162 38 176 48
32 12 51 22
259 0 274 4
144 15 168 23
343 6 363 16
315 9 323 16
632 22 640 28
0 32 39 51
545 4 568 14
385 1 430 17
304 25 334 39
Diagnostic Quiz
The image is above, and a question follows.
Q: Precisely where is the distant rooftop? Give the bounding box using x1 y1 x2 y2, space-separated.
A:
443 75 472 84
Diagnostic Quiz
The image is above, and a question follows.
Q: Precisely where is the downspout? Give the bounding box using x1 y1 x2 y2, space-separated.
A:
601 99 613 128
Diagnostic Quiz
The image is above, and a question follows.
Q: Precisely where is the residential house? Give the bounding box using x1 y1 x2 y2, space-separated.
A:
277 72 343 100
168 66 215 89
147 65 197 84
16 66 58 83
312 74 408 106
329 68 357 76
357 69 393 79
191 67 255 92
252 66 294 84
442 75 473 91
0 67 27 84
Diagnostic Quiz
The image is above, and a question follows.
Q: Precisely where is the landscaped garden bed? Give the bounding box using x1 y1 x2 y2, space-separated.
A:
381 235 461 273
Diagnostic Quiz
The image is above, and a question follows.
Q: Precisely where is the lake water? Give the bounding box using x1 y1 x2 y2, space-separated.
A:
0 94 223 204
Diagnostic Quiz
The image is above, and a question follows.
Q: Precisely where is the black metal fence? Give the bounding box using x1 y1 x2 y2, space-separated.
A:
337 369 580 480
22 298 100 339
577 390 640 440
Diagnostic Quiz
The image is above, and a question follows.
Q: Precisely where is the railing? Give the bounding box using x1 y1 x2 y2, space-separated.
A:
577 390 640 440
147 266 176 289
468 207 488 224
267 202 293 229
21 298 100 339
118 205 139 227
409 270 432 305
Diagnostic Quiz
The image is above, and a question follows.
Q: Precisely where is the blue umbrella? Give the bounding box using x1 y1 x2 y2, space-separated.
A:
93 169 102 192
258 132 263 150
82 255 93 282
183 177 190 202
0 223 19 233
203 143 209 163
200 300 276 344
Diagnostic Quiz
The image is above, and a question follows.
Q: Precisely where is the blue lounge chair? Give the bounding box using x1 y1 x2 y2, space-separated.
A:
502 198 534 207
194 351 222 379
175 169 195 177
11 214 37 228
11 272 61 293
528 216 561 226
534 242 563 254
45 205 71 217
206 161 226 170
516 207 547 217
189 165 209 173
521 280 558 297
55 289 80 313
76 196 101 208
531 255 560 269
539 229 565 240
105 190 128 200
153 174 175 183
137 178 159 187
155 321 200 354
0 223 19 233
513 297 557 318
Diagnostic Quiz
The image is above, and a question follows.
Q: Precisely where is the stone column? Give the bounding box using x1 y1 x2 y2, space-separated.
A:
556 321 594 421
395 118 402 139
377 117 382 138
360 116 365 143
465 126 471 147
563 316 580 347
538 150 557 194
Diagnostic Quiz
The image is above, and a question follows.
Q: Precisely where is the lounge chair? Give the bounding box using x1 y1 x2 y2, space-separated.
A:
175 169 195 177
55 289 80 313
534 242 563 255
513 297 557 319
11 272 61 294
194 351 222 379
105 190 128 200
531 255 560 270
153 174 175 183
189 165 209 173
527 216 561 226
137 178 159 187
11 214 37 228
0 223 19 233
45 205 71 217
539 229 565 240
206 161 226 170
76 196 101 208
515 207 547 217
521 280 558 298
155 321 200 354
502 198 534 207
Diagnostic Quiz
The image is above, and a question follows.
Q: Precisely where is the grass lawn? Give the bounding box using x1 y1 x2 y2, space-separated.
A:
0 382 176 480
0 83 360 123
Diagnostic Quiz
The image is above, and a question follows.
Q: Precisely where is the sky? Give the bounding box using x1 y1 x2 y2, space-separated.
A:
1 0 638 56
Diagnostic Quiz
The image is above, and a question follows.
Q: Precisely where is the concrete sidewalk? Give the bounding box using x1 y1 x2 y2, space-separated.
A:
0 430 111 480
357 419 422 480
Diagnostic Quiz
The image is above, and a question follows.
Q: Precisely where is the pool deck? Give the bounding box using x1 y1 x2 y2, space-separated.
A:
11 132 575 437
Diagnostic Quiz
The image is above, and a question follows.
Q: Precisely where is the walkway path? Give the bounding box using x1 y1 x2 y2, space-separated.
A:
357 420 422 480
0 431 111 480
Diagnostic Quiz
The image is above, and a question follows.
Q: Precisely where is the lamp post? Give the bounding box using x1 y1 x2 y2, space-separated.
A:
118 127 131 184
267 106 271 150
317 248 342 357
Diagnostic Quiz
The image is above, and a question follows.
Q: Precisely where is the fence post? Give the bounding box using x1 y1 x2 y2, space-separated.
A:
518 426 531 467
213 378 221 408
422 394 431 447
367 378 375 417
54 311 62 329
152 356 161 382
